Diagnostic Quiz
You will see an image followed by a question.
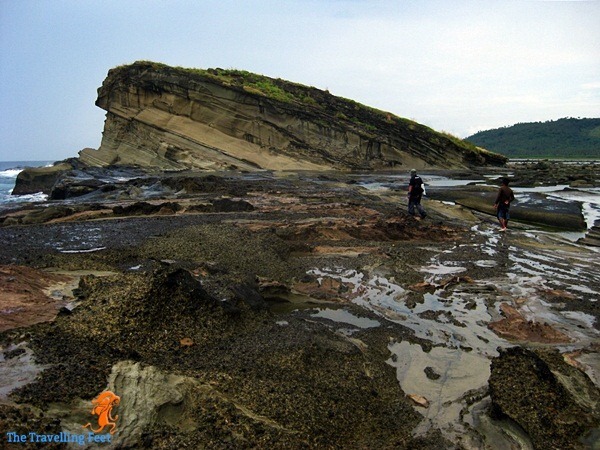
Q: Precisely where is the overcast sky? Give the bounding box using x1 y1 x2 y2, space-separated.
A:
1 0 599 162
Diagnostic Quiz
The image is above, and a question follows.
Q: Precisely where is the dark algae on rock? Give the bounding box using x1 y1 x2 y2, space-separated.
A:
4 265 443 449
489 347 600 449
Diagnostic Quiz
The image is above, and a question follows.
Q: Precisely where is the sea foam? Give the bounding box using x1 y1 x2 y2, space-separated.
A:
0 168 23 178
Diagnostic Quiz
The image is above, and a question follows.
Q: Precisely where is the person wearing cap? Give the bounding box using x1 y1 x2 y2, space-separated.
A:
407 169 426 219
494 177 515 232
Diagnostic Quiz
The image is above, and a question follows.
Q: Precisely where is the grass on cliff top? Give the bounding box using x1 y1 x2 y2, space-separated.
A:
441 131 489 154
119 61 497 159
131 61 313 105
126 61 399 117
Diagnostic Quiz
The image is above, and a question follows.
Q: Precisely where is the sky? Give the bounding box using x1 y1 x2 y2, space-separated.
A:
0 0 599 162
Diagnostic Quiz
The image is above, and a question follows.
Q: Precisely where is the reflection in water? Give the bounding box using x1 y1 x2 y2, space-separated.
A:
311 308 380 329
305 218 599 445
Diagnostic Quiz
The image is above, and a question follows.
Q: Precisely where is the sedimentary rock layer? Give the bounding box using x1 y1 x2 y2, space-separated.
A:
80 61 506 171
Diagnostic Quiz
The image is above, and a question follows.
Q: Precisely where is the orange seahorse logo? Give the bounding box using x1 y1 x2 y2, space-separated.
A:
82 391 120 434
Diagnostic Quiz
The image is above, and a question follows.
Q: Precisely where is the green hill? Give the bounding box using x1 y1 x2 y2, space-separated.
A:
466 118 600 159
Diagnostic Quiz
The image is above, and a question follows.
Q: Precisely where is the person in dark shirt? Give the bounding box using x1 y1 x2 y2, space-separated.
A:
407 169 426 219
494 177 515 231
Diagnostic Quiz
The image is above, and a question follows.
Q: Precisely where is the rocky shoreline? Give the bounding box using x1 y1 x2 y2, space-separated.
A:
1 164 599 449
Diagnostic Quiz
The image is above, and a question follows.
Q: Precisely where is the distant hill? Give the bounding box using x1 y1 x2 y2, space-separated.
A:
466 118 600 159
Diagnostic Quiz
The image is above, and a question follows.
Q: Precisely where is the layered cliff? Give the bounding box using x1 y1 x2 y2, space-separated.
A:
13 61 506 195
80 61 505 171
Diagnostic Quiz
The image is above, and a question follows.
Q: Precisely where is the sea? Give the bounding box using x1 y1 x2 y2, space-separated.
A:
0 160 54 205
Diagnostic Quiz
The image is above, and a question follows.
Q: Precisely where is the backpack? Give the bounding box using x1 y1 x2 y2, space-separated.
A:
411 176 424 195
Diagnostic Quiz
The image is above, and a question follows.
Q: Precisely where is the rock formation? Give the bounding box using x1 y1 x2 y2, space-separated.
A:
489 347 600 449
82 61 505 171
13 61 507 195
11 161 74 196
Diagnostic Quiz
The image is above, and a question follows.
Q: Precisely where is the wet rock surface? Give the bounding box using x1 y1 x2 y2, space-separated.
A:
0 266 76 332
1 166 599 449
11 161 75 196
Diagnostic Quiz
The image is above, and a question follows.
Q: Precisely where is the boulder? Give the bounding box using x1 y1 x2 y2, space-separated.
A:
12 162 73 195
211 198 254 212
50 177 105 199
20 205 76 224
489 346 600 449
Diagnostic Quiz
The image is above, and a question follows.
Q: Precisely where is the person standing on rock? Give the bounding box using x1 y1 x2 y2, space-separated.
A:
494 177 515 232
407 169 426 219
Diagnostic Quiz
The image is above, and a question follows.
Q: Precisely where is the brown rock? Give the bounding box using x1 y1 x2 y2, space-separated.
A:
562 350 587 372
543 289 577 300
0 266 75 332
488 303 571 344
407 394 430 408
409 281 437 293
179 337 194 347
293 276 349 300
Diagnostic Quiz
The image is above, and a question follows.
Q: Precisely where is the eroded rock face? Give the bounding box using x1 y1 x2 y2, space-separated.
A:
79 61 506 172
427 184 587 231
489 347 600 449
